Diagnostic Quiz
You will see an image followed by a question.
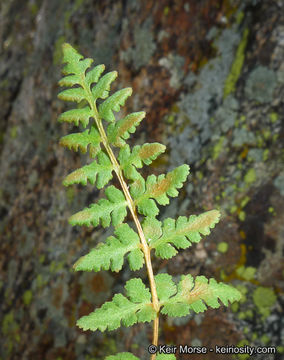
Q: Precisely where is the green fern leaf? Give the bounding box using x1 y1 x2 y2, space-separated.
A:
129 176 145 198
137 198 160 217
119 143 166 167
58 106 92 127
118 143 166 181
125 278 151 303
92 71 118 100
69 185 127 228
58 88 86 103
132 165 190 216
143 210 221 259
127 248 145 271
155 274 176 301
105 353 139 360
144 164 189 205
63 151 113 188
137 143 167 165
73 223 143 272
61 43 93 75
85 64 105 88
77 278 156 331
99 88 133 122
58 74 81 87
59 126 101 158
118 145 141 180
156 274 241 317
142 216 162 242
107 112 146 147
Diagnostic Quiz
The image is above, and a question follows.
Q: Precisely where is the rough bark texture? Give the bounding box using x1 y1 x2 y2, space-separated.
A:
0 0 283 359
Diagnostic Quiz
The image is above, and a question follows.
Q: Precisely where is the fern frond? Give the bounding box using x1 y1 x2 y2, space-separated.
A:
143 210 220 259
118 143 166 181
92 71 118 100
69 185 127 228
58 106 92 128
59 126 101 158
85 64 105 88
131 165 190 217
99 88 133 122
156 274 241 317
107 112 146 147
58 74 81 87
77 278 156 331
58 88 86 103
119 143 166 167
74 223 144 272
63 151 113 188
58 44 241 356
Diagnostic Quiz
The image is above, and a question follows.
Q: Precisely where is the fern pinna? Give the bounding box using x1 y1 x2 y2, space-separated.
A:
58 43 241 360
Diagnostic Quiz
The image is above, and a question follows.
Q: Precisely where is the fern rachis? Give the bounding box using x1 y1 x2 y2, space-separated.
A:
57 43 241 360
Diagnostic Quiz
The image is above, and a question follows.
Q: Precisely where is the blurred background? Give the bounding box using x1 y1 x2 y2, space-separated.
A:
0 0 283 359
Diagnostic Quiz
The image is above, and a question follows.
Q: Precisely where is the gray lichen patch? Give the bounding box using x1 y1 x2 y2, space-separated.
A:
245 66 277 103
169 26 242 167
214 95 239 133
247 148 264 163
232 128 257 147
159 53 185 89
273 171 284 196
120 17 156 70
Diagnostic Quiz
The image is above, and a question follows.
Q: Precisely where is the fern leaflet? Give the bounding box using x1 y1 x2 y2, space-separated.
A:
74 223 144 272
77 278 156 331
143 210 221 259
155 273 242 317
69 185 127 228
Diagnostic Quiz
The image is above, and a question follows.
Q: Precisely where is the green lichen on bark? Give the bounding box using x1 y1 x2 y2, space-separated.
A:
223 28 249 98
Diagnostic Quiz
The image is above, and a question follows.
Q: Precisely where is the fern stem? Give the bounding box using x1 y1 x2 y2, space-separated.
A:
98 114 160 350
82 79 160 351
151 316 159 360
